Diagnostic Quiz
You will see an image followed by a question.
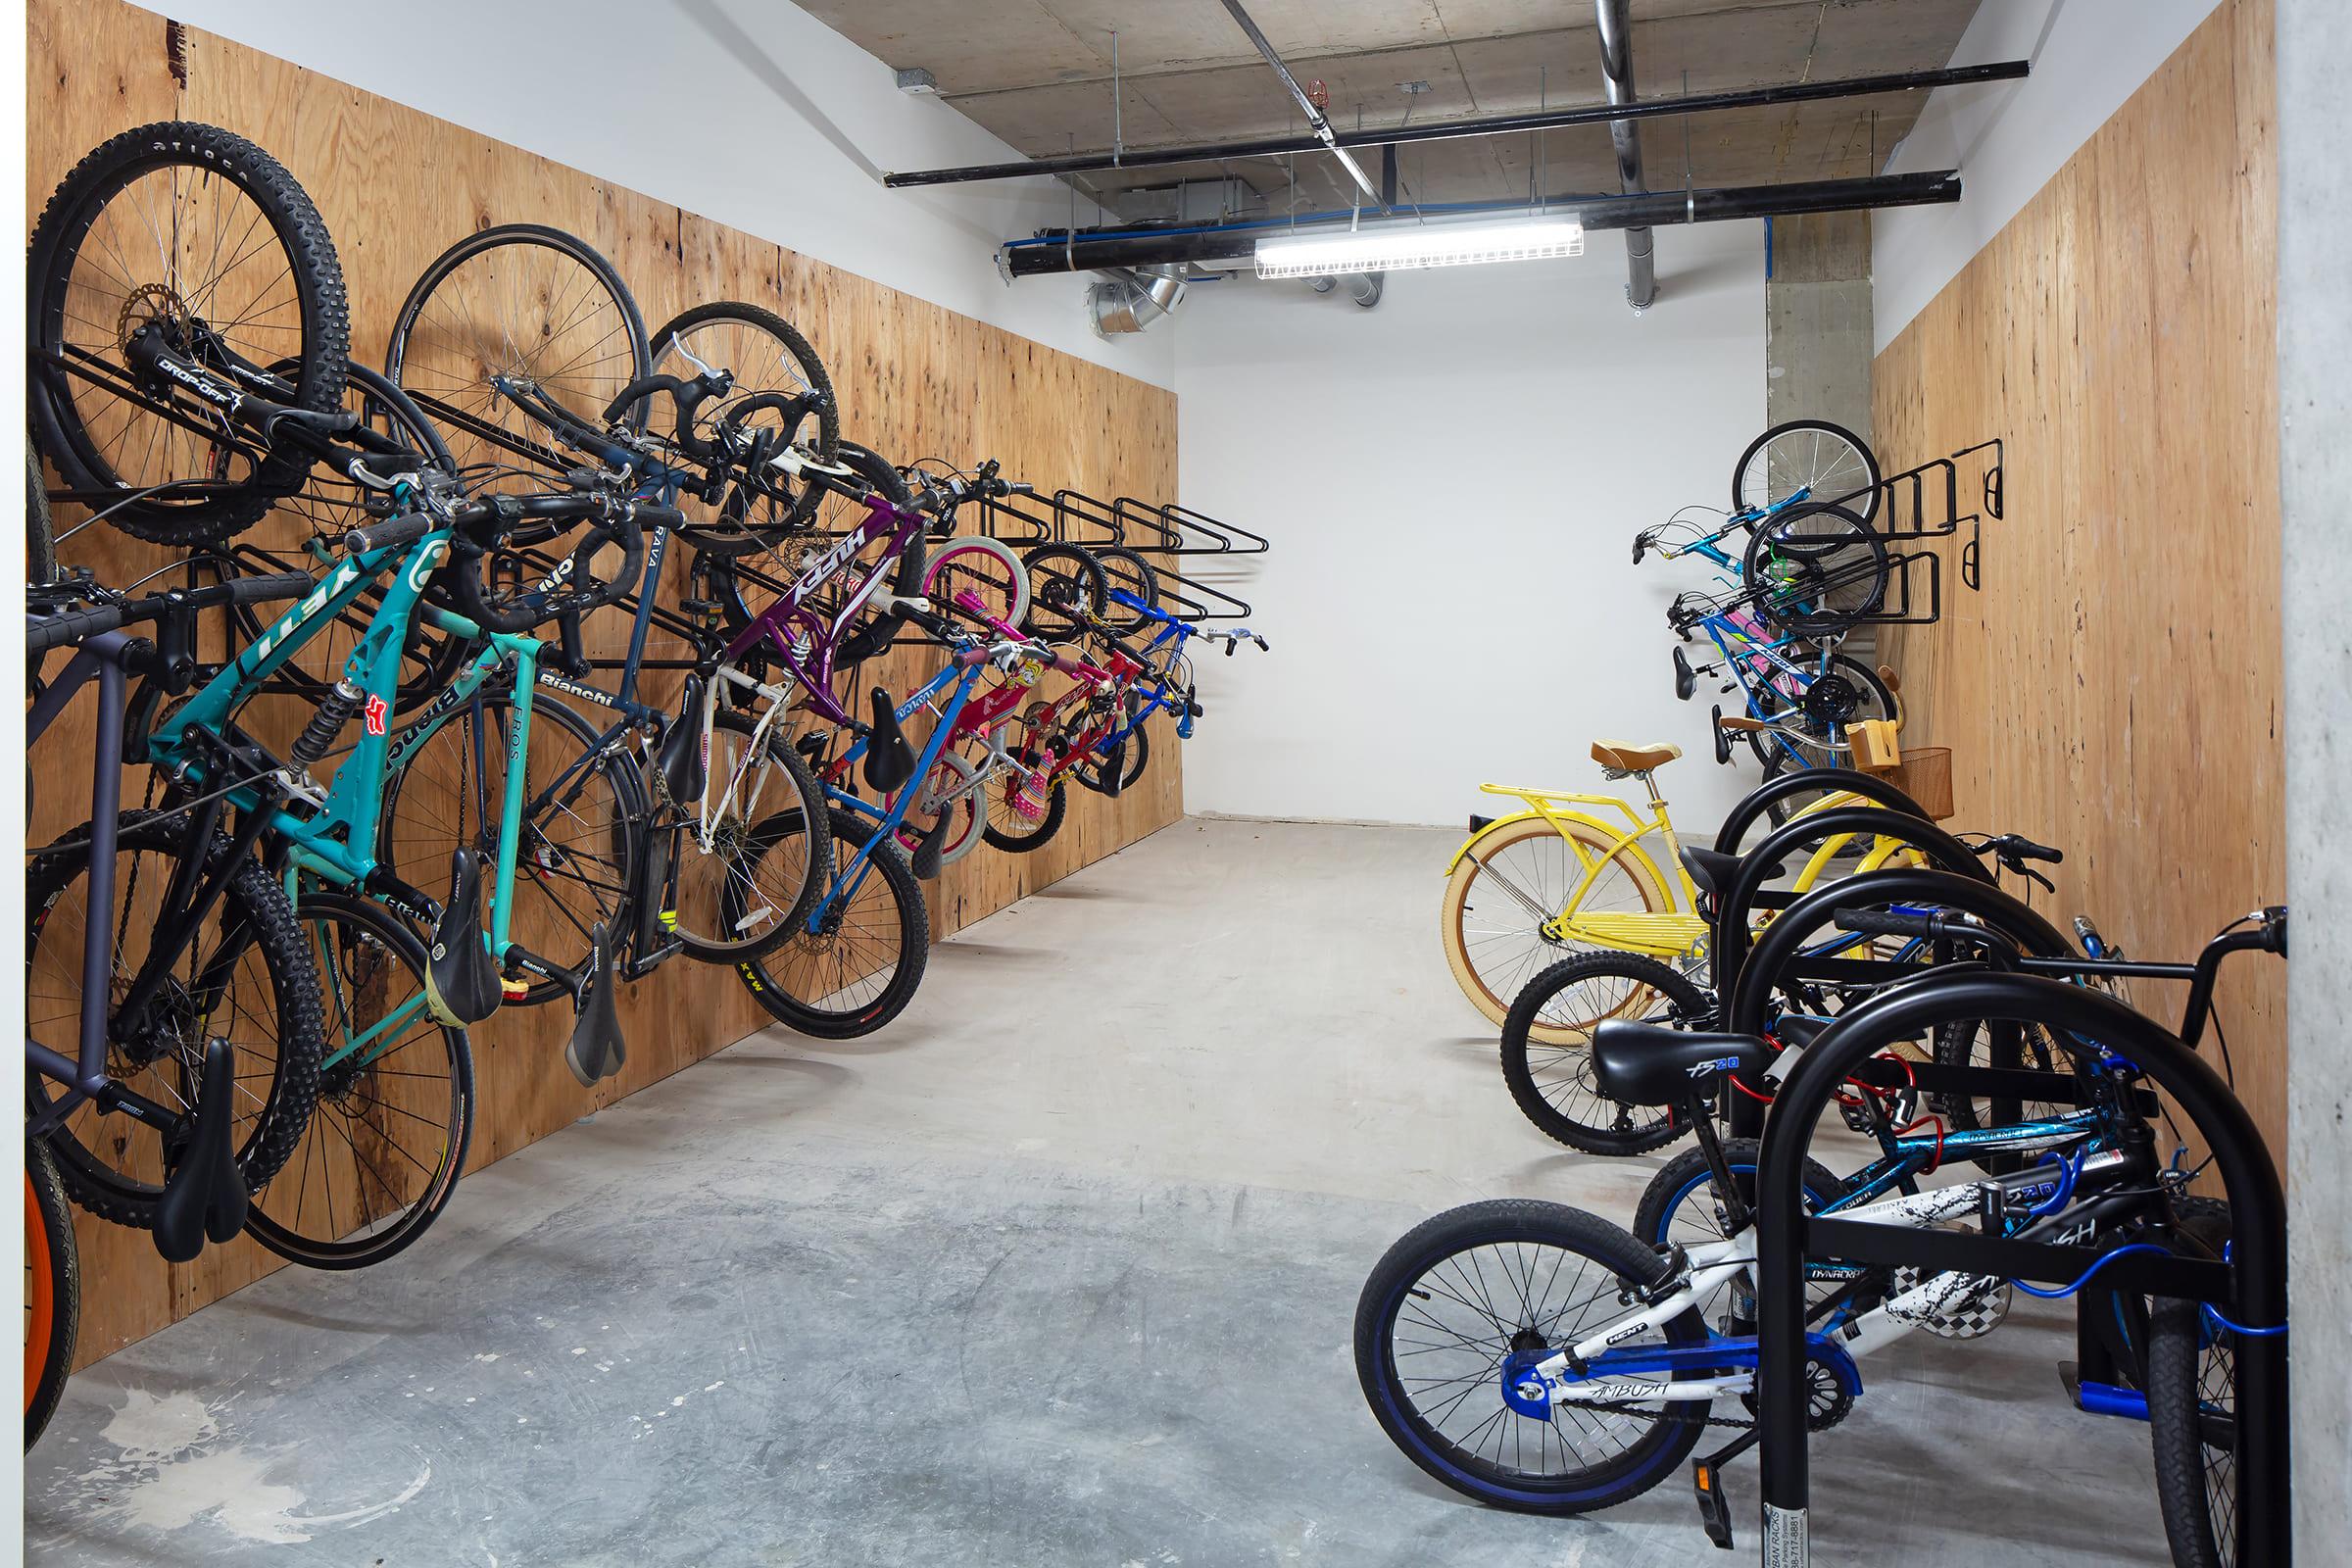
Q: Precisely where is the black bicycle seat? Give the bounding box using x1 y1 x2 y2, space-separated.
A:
1682 846 1785 900
150 1036 250 1263
658 677 710 805
563 923 627 1086
425 849 504 1026
1591 1023 1776 1107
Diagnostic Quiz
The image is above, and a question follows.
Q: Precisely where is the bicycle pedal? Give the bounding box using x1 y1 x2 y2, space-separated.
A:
1692 1459 1735 1549
500 975 531 1002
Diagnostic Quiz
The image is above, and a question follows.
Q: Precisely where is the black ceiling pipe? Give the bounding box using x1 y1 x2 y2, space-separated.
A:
887 61 2028 189
1001 170 1961 276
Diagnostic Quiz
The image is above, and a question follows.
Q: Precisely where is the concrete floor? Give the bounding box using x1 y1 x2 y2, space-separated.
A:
27 818 2173 1566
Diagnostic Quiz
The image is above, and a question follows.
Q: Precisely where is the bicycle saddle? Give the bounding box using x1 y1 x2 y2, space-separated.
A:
425 848 505 1026
658 676 709 805
151 1036 250 1264
1591 740 1682 774
564 922 627 1087
1591 1022 1776 1107
1680 846 1783 901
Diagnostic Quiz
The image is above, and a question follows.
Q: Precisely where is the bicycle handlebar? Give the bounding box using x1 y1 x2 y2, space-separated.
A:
342 493 682 557
27 571 314 655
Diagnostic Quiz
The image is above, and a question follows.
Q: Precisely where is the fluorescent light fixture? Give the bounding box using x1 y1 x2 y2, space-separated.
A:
1254 214 1585 278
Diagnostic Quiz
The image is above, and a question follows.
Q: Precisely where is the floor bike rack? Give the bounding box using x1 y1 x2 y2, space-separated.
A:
1750 969 2286 1566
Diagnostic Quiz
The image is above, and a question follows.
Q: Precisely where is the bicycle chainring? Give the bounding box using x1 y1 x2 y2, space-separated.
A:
1798 671 1863 730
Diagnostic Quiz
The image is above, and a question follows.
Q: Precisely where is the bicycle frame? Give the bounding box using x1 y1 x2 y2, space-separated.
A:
719 493 934 729
25 631 261 1135
143 532 572 1010
1456 779 1918 961
1512 1138 2115 1414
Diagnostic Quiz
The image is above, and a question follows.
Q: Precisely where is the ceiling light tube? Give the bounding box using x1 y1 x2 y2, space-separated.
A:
1253 214 1585 278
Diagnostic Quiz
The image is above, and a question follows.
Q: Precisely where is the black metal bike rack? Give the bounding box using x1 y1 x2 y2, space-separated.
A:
1859 435 2004 594
1750 972 2287 1565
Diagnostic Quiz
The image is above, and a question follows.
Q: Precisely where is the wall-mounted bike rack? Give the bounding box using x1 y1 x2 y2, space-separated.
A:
1865 436 2004 592
973 485 1262 623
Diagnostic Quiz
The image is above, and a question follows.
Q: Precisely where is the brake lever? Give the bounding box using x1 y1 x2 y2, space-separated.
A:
666 331 720 381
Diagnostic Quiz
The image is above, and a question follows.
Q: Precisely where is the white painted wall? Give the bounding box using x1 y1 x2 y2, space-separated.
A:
1873 0 2225 352
157 0 1172 389
1173 226 1769 829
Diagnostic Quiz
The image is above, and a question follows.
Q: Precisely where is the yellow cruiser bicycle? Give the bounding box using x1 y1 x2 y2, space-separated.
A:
1438 738 1917 1044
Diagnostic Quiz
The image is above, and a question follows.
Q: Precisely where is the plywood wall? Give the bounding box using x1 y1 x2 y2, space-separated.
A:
29 0 1182 1365
1875 0 2283 1154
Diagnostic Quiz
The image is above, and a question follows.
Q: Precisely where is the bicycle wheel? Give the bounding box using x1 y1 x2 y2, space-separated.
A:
922 536 1031 630
28 443 56 588
1932 1017 2069 1132
1093 545 1160 636
377 689 644 1005
2148 1204 2238 1568
1732 418 1880 524
885 749 985 867
1633 1139 1846 1332
666 707 833 962
1742 503 1887 634
246 892 474 1269
1020 542 1107 639
1500 953 1704 1154
651 301 838 553
1354 1199 1712 1514
386 223 650 482
25 820 324 1227
28 122 350 543
24 1140 79 1450
730 808 929 1040
1116 722 1151 793
982 765 1066 853
1751 655 1896 771
1439 814 1675 1037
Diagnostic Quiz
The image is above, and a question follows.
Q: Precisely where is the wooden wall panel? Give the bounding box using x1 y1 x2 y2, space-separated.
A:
29 0 1181 1365
1875 0 2283 1154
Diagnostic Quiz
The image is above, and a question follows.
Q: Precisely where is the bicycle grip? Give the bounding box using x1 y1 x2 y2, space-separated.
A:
1833 907 1938 938
222 571 318 609
344 512 437 556
26 604 127 653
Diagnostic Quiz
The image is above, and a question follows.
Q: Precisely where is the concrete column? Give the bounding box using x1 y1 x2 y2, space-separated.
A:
1764 212 1873 443
2278 0 2350 1558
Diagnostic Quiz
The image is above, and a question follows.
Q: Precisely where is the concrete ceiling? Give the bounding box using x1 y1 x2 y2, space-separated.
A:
806 0 1988 218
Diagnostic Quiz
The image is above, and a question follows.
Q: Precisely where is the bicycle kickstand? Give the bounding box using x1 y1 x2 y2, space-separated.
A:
1691 1422 1764 1551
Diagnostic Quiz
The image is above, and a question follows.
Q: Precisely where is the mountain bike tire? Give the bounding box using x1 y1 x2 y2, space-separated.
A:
29 122 350 543
247 891 474 1270
26 821 324 1228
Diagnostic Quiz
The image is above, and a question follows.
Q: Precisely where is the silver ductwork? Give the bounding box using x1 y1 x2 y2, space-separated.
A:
1595 0 1657 311
1306 270 1383 307
1088 265 1189 336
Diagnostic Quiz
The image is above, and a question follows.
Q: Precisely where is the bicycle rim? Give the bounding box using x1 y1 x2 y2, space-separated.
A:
377 690 642 1005
388 224 649 482
248 892 473 1268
